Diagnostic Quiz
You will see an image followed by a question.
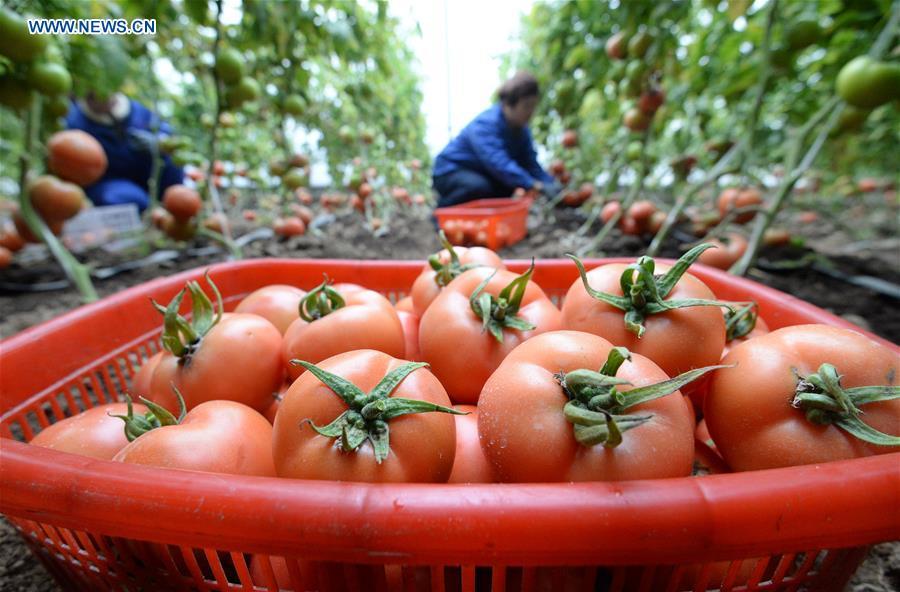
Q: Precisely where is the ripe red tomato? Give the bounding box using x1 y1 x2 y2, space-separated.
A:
397 310 421 361
478 331 697 481
46 130 107 187
290 204 313 225
273 216 306 237
717 187 762 224
357 182 373 199
605 31 627 60
619 215 641 235
697 233 748 270
638 88 666 115
0 228 25 253
30 402 149 460
561 129 578 148
394 295 415 314
419 266 562 404
706 325 900 471
282 283 405 381
162 184 202 222
623 108 650 132
272 351 458 482
13 209 63 242
28 175 85 221
549 159 566 177
149 284 284 413
600 200 621 223
447 405 496 483
411 244 505 318
626 200 656 223
561 252 726 397
132 351 163 399
235 284 306 335
114 400 276 476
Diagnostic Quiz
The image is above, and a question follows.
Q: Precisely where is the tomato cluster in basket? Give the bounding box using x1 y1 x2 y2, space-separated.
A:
31 232 900 485
440 217 514 249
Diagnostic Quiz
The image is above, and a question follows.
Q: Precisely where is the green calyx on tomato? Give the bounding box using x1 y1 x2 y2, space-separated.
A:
469 260 537 342
568 244 734 337
792 363 900 446
429 231 480 287
724 302 760 341
152 272 223 360
298 276 345 321
291 360 466 463
110 389 186 442
557 347 726 448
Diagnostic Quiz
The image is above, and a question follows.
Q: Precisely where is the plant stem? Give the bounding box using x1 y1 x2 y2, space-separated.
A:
730 99 841 276
741 0 778 164
197 227 242 260
646 139 743 256
18 97 97 302
730 1 900 275
204 0 234 246
579 128 651 256
577 153 623 236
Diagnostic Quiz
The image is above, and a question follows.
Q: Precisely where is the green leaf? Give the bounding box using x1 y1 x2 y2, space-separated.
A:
369 362 428 400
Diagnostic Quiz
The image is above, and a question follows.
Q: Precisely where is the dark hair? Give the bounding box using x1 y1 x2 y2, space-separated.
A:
498 71 539 106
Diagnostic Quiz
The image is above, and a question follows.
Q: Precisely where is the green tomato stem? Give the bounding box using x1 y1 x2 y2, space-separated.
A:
292 360 466 463
792 363 900 446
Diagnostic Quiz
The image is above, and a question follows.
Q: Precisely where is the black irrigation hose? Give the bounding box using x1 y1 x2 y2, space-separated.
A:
756 257 900 301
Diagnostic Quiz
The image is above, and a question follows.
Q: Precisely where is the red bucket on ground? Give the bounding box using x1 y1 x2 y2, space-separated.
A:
434 198 530 250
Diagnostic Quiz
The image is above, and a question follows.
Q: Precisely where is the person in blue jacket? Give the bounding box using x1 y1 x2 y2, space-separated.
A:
432 71 558 207
65 92 184 212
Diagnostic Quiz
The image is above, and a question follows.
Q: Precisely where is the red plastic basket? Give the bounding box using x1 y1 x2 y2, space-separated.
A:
434 198 530 250
1 258 898 592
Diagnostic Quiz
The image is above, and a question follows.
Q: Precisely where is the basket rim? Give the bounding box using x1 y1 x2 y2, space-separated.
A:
434 197 530 215
3 439 898 564
1 258 898 564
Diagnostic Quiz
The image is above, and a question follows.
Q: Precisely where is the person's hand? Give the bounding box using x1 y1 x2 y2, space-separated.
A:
127 129 158 154
537 180 562 199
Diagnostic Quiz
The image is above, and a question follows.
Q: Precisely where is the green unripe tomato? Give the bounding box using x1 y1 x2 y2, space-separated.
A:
0 9 49 63
283 94 304 116
785 19 821 51
215 48 244 84
627 31 652 59
27 62 71 95
836 56 900 109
